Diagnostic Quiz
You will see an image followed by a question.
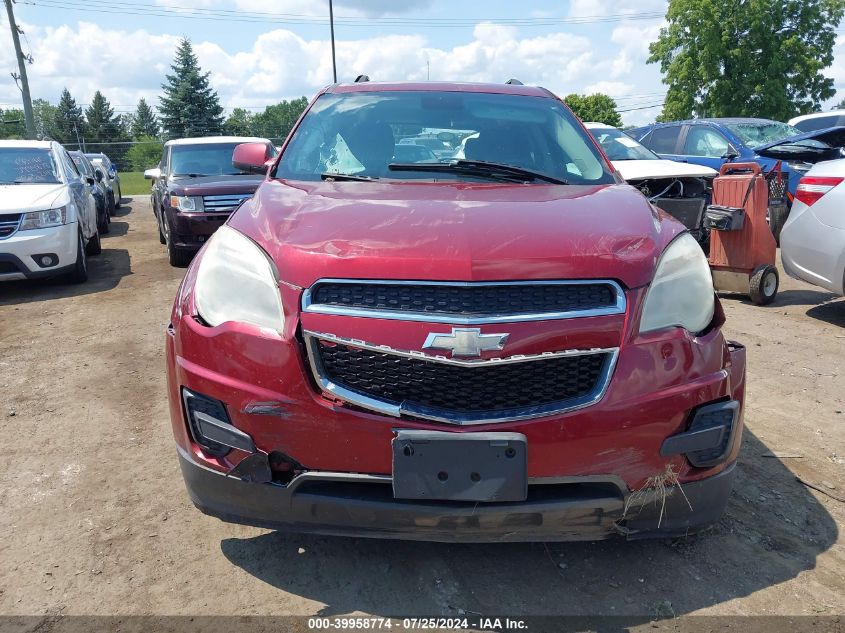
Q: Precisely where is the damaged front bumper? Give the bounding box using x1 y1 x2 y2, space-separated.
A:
178 446 737 542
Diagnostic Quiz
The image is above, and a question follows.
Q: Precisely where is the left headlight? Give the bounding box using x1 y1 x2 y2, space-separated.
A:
640 232 714 335
19 206 67 231
194 225 284 332
171 195 204 213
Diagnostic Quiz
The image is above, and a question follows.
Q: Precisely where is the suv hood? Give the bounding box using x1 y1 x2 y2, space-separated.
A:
0 183 66 215
169 174 264 196
753 125 845 162
229 180 683 289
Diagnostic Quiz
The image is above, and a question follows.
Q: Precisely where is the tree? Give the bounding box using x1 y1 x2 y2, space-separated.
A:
32 99 58 140
131 98 159 138
252 97 309 142
224 108 256 136
649 0 845 121
85 91 125 151
125 136 164 171
53 88 84 147
159 38 224 139
563 94 623 127
0 108 27 139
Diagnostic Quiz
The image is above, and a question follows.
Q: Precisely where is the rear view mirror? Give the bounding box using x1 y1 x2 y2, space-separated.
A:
722 145 740 160
232 143 272 175
94 169 104 183
85 176 95 185
144 167 162 180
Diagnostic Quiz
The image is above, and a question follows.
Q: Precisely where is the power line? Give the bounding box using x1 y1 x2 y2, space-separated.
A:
20 0 666 27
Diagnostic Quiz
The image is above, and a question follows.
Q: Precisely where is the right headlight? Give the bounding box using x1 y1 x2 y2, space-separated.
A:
171 195 204 213
640 232 714 335
19 206 68 230
194 226 284 333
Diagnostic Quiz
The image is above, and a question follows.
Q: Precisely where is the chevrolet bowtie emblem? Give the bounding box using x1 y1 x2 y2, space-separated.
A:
422 327 509 358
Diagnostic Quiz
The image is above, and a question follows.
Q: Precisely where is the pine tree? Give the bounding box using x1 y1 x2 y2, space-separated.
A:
159 38 224 139
131 98 160 139
53 88 84 147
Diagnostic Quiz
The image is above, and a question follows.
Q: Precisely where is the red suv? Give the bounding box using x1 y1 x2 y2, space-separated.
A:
166 81 746 542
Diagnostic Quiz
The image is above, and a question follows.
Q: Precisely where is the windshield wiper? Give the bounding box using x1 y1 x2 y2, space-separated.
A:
388 159 568 184
321 172 379 182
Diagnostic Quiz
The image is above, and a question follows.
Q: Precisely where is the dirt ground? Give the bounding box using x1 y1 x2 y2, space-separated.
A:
0 199 843 624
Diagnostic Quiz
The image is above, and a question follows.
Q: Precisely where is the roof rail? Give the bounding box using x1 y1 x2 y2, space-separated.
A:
505 78 523 85
354 74 370 83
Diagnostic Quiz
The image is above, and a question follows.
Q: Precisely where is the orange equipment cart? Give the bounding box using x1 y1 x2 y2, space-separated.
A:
706 162 779 305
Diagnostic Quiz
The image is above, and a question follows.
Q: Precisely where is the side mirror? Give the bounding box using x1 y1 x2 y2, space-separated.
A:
144 167 162 180
722 145 740 160
85 176 95 185
94 169 104 183
233 142 272 175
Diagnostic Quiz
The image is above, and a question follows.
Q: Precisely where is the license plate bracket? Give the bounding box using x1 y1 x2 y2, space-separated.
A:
392 430 527 502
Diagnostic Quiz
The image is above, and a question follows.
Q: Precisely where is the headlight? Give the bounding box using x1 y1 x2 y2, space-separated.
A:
171 195 204 213
640 233 714 334
194 225 284 332
19 207 67 231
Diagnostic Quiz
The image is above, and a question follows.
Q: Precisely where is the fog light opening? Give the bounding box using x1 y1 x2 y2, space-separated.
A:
181 388 256 457
32 253 59 268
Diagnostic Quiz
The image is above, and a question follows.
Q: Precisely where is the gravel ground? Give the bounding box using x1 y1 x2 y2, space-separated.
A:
0 198 843 624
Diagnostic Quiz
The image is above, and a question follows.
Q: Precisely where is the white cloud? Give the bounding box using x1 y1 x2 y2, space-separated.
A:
234 0 433 18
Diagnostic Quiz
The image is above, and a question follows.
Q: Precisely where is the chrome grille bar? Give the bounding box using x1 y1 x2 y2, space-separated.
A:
202 194 252 213
0 214 22 240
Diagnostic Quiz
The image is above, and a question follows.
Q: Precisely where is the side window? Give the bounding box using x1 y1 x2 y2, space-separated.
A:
59 149 80 181
642 126 681 154
683 126 730 158
161 147 170 173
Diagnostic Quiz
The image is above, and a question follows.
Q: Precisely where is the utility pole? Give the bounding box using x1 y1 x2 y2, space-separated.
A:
5 0 36 139
329 0 337 83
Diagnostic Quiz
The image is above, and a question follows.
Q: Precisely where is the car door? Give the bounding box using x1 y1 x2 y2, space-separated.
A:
639 124 685 161
152 147 170 226
680 124 733 170
60 148 95 239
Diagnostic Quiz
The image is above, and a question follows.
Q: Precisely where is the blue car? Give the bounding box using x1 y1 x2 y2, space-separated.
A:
629 117 845 197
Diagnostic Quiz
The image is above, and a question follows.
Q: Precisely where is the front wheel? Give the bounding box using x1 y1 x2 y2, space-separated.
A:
65 231 88 284
115 185 122 209
167 238 193 267
85 228 102 255
107 192 116 217
749 264 778 305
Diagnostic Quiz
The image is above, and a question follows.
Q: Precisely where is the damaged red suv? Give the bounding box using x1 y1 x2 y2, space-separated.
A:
166 81 746 541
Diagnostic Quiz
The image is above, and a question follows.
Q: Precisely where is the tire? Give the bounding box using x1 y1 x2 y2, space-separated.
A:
157 209 166 245
98 205 109 234
107 191 116 217
768 203 789 246
85 229 102 256
66 231 88 284
749 264 778 305
168 238 193 267
115 185 122 209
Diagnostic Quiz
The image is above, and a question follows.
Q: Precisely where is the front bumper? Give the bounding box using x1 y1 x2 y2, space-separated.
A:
167 209 229 250
178 446 737 542
0 222 78 281
781 204 845 296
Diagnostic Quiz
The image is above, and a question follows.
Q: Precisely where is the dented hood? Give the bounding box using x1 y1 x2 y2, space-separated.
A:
229 179 682 290
753 125 845 161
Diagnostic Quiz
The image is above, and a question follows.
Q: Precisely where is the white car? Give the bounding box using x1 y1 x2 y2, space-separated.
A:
585 123 718 241
86 152 121 211
781 159 845 296
788 110 845 134
0 140 100 283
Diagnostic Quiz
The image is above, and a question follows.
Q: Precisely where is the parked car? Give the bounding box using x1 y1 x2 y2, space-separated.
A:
144 136 276 267
585 123 717 246
0 140 100 283
167 81 746 542
85 152 121 211
70 150 110 234
781 160 845 296
788 110 845 133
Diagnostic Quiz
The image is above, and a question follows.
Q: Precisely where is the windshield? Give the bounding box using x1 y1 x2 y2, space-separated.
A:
0 148 61 184
171 143 257 177
276 91 614 185
589 127 658 161
725 121 803 146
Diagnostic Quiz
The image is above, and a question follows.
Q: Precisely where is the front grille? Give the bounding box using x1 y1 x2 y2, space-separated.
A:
309 336 613 423
0 214 22 239
202 193 252 213
306 280 621 322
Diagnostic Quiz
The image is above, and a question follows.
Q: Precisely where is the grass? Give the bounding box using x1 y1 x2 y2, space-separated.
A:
119 171 151 197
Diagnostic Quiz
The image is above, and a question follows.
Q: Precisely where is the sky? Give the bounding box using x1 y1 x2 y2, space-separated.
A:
2 0 845 127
